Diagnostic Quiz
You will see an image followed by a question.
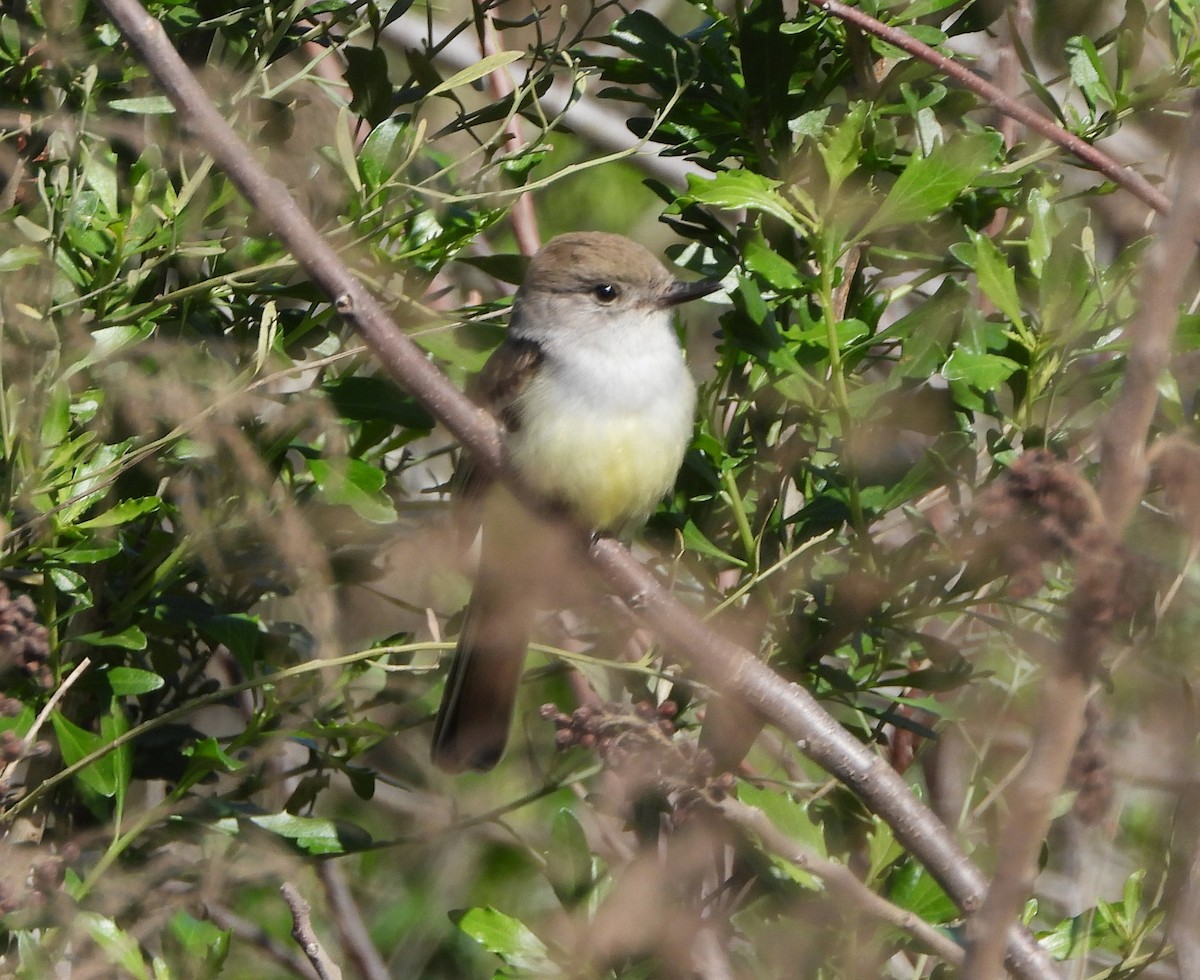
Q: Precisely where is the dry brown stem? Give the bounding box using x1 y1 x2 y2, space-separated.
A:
281 881 342 980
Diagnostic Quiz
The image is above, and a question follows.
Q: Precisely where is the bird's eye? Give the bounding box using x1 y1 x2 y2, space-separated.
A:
592 283 620 304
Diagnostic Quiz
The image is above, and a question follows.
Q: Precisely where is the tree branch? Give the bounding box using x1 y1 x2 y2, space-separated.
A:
1100 96 1200 523
962 94 1200 979
281 882 342 980
316 861 390 980
716 796 965 967
95 2 1056 975
206 901 320 980
812 0 1172 216
475 2 541 257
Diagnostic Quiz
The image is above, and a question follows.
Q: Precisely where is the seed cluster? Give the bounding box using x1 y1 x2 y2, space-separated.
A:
541 700 736 801
0 583 51 688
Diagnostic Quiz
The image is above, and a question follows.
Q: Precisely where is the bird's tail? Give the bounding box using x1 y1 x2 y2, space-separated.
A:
431 575 534 773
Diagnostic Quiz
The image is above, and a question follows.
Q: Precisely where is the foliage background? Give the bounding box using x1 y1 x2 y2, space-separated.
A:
0 0 1198 976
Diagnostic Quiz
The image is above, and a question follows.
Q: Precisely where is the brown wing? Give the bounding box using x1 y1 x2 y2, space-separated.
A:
453 336 545 534
471 335 544 430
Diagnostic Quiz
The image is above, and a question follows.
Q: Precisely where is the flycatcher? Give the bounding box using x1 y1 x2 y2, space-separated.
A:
431 231 721 773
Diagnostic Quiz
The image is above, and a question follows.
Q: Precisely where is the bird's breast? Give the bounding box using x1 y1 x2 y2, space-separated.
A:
505 350 696 531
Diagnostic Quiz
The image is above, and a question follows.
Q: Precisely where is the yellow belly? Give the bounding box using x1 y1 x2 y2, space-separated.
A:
508 410 687 531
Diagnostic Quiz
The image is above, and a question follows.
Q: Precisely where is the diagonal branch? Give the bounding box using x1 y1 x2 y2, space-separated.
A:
95 2 1057 976
717 796 965 966
813 0 1172 216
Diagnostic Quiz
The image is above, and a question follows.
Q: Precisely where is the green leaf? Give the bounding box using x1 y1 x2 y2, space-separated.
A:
359 116 411 185
66 325 152 377
168 911 230 978
80 912 150 980
197 613 263 665
45 539 120 561
887 858 958 925
547 809 595 907
788 106 831 141
453 907 553 974
174 737 242 794
107 667 165 696
77 626 148 650
99 699 131 815
735 786 825 890
109 95 175 115
74 496 161 529
738 783 828 859
818 102 868 191
183 736 242 772
742 236 806 290
50 711 117 798
305 457 398 524
346 765 376 800
864 816 904 886
1026 187 1053 277
607 10 692 74
862 132 1001 235
0 245 43 271
0 15 21 59
683 170 807 233
681 518 747 567
83 148 119 216
965 230 1031 345
942 349 1020 390
323 375 435 430
1066 34 1115 109
380 0 415 31
455 252 529 285
248 812 374 855
0 704 33 736
335 107 362 193
427 51 524 97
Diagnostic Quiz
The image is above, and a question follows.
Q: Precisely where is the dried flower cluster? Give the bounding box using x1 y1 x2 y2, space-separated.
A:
974 450 1109 598
0 842 80 919
1066 701 1114 825
0 583 51 688
541 700 735 803
973 450 1149 656
1149 435 1200 539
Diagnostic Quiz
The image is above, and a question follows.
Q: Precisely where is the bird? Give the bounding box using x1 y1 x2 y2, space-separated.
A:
431 231 721 773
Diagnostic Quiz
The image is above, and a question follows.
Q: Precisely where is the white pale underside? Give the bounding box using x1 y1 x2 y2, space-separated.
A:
505 321 696 531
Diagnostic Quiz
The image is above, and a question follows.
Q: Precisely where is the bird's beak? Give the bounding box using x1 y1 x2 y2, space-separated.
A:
661 277 723 307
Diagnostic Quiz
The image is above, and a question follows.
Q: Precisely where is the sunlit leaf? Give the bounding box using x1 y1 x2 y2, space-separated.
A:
427 51 524 97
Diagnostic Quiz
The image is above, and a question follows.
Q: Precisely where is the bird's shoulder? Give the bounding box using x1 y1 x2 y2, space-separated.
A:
453 334 545 531
471 335 545 431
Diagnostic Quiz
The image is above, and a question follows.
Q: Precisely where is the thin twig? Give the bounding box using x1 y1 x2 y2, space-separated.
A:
316 862 390 980
476 5 541 256
95 4 1056 975
812 0 1171 216
981 0 1031 239
206 901 320 980
1 657 91 787
688 924 738 980
281 882 342 980
381 17 701 189
716 796 965 967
